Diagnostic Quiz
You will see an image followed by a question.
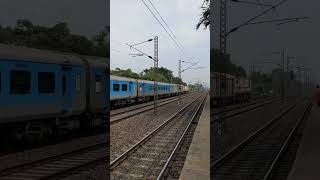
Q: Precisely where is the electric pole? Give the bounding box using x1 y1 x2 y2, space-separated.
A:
154 36 159 114
281 49 285 103
178 59 182 105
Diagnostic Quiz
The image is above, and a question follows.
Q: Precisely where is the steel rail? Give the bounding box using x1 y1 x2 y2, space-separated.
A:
156 94 207 179
212 95 279 115
212 97 282 122
110 92 194 118
110 93 199 125
212 97 305 168
263 101 312 180
0 142 108 179
110 93 204 170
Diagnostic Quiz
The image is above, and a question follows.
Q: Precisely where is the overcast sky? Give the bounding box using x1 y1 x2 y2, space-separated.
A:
212 0 319 84
0 0 108 38
111 0 210 86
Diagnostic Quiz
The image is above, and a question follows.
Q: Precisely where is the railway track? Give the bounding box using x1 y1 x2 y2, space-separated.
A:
211 98 312 180
212 95 278 114
110 93 207 179
212 96 282 122
110 93 194 117
0 142 108 180
110 92 198 124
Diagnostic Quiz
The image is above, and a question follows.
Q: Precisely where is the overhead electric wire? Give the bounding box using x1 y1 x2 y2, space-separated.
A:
140 0 184 55
227 0 291 35
147 0 185 50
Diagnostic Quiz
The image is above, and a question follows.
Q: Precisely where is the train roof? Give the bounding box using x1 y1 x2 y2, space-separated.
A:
136 79 172 86
81 55 108 68
110 75 137 82
212 72 248 79
111 74 177 86
0 44 109 67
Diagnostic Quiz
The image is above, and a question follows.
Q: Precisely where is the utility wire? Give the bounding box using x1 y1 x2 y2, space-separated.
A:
227 0 291 35
147 0 185 50
247 17 309 25
140 0 184 55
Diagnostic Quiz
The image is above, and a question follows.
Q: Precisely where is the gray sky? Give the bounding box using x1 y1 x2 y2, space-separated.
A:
212 0 319 84
111 0 210 86
0 0 108 38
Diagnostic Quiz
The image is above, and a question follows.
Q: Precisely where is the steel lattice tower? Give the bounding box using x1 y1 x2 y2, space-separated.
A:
154 36 159 114
220 0 227 56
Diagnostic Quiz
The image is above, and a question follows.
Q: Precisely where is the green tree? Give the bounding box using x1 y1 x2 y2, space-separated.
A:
111 67 187 85
211 48 247 77
0 19 109 57
251 71 272 93
140 68 168 82
196 0 210 30
111 68 140 79
92 26 109 57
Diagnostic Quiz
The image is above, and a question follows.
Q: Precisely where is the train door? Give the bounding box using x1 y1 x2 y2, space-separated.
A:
61 66 72 113
128 82 133 98
138 83 144 101
102 73 108 110
140 83 144 96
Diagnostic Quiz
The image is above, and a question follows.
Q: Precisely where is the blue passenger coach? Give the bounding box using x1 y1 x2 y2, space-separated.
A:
110 75 137 106
110 75 188 107
0 44 108 139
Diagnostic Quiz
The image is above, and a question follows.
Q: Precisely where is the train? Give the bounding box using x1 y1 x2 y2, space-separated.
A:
211 72 251 106
110 75 189 107
0 44 108 139
0 44 190 140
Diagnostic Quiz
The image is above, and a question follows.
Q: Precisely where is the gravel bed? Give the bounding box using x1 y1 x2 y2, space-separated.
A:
60 163 109 180
0 133 108 171
110 93 202 162
111 94 194 122
111 97 202 179
211 97 299 162
212 100 309 180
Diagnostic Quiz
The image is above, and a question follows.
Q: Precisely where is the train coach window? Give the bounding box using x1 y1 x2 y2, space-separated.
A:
122 84 127 91
38 72 55 94
10 70 31 94
113 84 119 92
95 75 102 93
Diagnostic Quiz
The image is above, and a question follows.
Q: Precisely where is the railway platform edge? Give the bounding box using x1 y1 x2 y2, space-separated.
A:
288 103 320 180
179 95 210 180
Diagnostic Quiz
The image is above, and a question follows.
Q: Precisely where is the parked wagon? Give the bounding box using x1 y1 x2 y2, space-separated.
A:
211 72 251 106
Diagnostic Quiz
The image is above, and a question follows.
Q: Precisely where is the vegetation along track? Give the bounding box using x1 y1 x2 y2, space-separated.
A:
110 92 198 124
0 142 108 180
211 97 312 180
110 93 207 179
212 96 281 122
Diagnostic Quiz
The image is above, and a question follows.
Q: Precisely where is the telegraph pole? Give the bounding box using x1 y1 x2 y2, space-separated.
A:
126 37 159 114
154 36 159 114
297 66 301 96
281 49 285 103
287 55 290 93
286 55 295 95
217 0 227 136
178 59 182 105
